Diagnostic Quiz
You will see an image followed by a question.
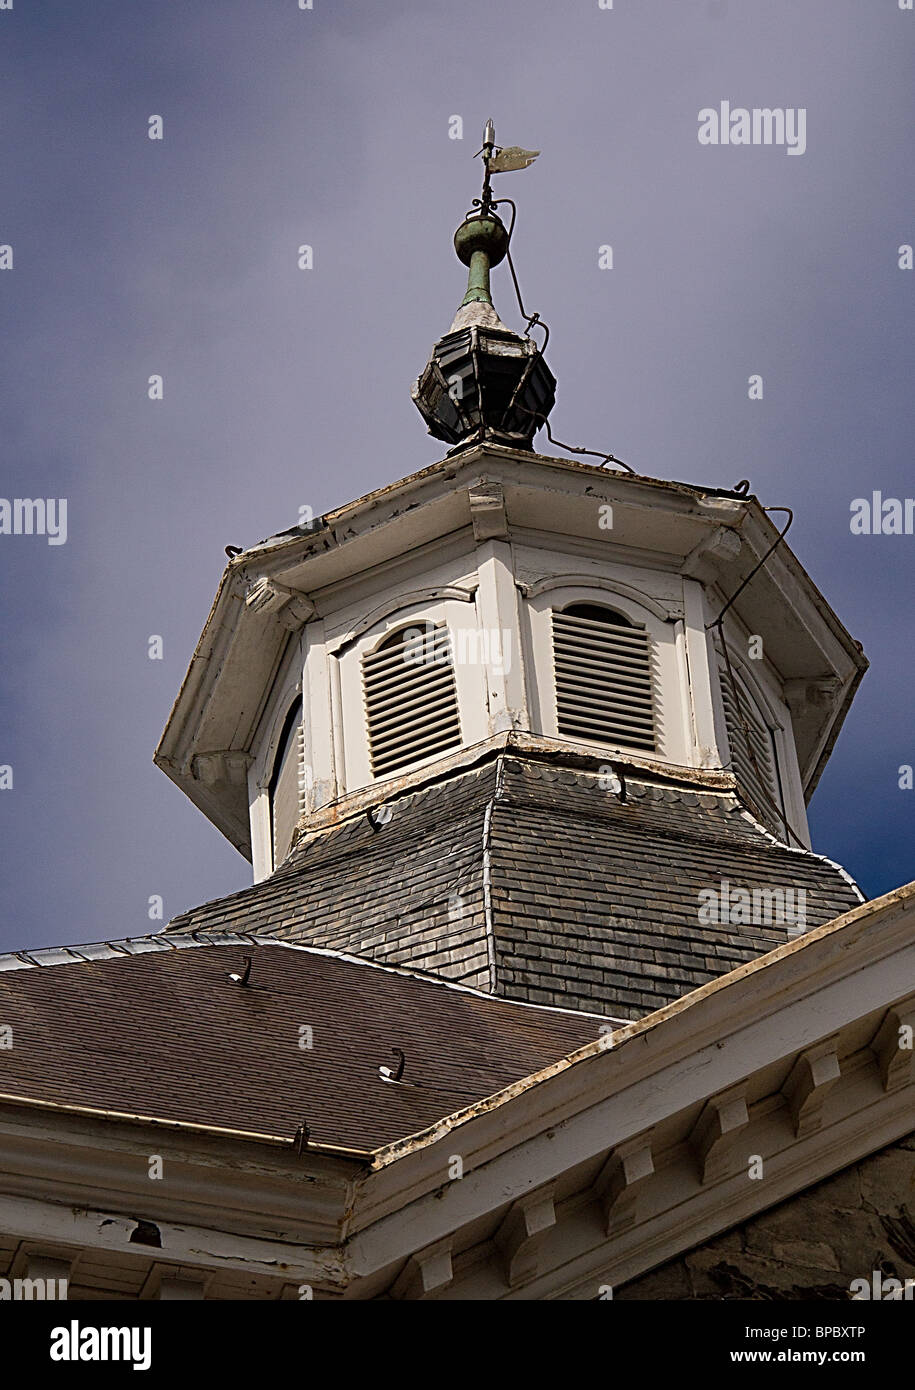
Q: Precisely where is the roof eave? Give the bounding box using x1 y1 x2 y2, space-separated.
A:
155 451 868 850
338 881 915 1293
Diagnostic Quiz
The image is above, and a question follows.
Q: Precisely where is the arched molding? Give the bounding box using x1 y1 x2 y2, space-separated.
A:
520 573 677 623
328 585 478 656
253 639 304 792
363 616 442 660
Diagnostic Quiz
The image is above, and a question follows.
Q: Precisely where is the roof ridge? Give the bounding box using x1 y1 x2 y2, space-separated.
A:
734 805 866 900
0 930 623 1023
0 931 256 972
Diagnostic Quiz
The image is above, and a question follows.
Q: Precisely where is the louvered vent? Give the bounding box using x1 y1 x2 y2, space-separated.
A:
552 603 656 752
270 697 305 867
719 663 782 825
363 622 462 778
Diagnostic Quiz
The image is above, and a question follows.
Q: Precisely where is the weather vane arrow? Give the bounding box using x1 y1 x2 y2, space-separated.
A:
488 145 540 173
477 119 539 174
475 119 539 215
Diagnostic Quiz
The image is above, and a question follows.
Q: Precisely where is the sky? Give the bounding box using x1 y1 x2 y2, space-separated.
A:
0 0 912 953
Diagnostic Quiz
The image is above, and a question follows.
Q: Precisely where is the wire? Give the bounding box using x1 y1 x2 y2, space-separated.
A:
492 198 547 347
542 421 635 473
705 507 793 632
487 196 634 474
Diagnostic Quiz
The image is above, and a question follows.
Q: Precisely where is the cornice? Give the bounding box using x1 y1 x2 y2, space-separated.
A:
339 883 915 1293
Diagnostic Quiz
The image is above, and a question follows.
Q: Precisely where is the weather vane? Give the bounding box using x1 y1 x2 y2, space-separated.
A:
474 118 539 216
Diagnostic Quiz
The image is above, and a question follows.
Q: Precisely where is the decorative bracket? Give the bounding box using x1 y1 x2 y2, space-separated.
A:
872 995 915 1093
782 1035 842 1137
682 526 742 582
245 576 315 631
469 480 509 541
783 678 842 716
595 1135 654 1233
690 1084 750 1184
494 1184 556 1287
192 751 252 787
389 1236 454 1300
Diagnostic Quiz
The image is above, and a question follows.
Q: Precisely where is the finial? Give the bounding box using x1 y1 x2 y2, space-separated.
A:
447 119 516 325
452 120 542 317
411 121 555 451
454 215 508 310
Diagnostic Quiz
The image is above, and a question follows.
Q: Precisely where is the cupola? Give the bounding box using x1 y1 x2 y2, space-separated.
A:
155 126 867 887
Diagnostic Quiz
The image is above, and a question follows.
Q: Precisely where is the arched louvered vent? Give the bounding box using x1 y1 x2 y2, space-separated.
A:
270 696 305 868
363 622 462 778
552 602 656 752
718 662 783 827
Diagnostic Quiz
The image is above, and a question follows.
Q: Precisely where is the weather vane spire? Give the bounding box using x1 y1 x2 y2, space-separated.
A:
411 118 555 452
476 118 539 217
449 118 541 315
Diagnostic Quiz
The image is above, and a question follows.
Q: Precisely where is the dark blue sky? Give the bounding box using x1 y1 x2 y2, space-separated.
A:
1 0 912 952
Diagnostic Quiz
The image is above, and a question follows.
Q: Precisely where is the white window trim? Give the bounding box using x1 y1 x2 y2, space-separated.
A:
248 637 304 881
338 597 490 793
711 634 810 847
268 697 305 870
525 582 687 764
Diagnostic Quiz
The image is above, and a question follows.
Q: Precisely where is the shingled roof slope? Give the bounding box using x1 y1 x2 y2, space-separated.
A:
170 761 495 987
487 758 861 1016
0 937 603 1153
165 751 862 1020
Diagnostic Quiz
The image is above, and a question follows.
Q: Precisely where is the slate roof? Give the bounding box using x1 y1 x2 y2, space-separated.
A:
166 749 863 1020
0 936 603 1153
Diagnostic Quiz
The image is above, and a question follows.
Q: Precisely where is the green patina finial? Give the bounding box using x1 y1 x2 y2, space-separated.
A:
450 119 539 314
453 118 508 309
453 214 509 307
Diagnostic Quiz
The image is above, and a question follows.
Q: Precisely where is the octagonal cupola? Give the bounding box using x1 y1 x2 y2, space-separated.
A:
155 129 868 885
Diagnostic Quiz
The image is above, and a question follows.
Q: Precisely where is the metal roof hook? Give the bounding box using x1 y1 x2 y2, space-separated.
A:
379 1047 406 1083
227 956 252 987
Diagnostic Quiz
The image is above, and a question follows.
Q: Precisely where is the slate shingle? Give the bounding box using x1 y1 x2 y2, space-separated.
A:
166 750 862 1020
0 942 602 1151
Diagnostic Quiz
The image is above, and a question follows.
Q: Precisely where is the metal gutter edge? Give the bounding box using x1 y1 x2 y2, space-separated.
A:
0 1091 372 1160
